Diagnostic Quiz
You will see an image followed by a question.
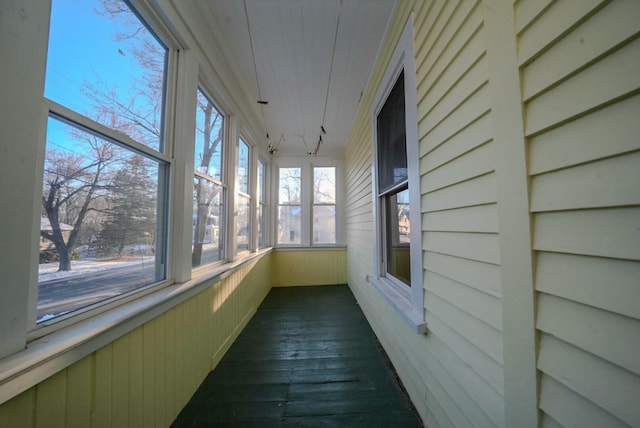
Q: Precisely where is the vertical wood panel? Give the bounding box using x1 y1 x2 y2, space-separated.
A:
127 327 143 428
65 356 91 428
0 389 34 428
92 345 112 428
141 322 156 428
110 335 129 428
35 370 66 428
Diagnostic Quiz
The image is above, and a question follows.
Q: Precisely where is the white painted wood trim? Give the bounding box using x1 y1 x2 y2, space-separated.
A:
482 1 539 427
369 14 426 329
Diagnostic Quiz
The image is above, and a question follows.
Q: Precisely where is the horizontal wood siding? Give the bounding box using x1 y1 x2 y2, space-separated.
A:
345 1 504 427
517 0 640 427
0 255 272 428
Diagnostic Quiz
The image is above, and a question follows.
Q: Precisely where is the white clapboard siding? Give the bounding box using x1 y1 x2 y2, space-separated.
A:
533 207 640 260
514 0 553 34
425 292 503 365
423 203 498 234
529 94 640 175
522 0 640 101
422 172 497 212
520 1 640 426
424 251 501 298
538 334 640 428
420 109 491 174
525 36 640 136
539 374 630 428
421 140 494 193
517 0 607 66
537 293 640 375
535 252 640 320
530 152 640 212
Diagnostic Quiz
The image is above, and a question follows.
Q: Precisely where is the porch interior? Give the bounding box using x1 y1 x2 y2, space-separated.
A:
171 285 423 427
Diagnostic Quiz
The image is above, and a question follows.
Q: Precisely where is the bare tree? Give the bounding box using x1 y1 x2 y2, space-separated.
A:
42 141 116 271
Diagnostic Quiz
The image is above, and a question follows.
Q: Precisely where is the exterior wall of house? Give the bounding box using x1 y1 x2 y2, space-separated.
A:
516 1 640 427
0 254 271 428
271 248 347 287
344 1 639 427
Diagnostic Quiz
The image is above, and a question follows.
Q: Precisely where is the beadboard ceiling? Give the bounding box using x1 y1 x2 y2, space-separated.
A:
173 0 396 156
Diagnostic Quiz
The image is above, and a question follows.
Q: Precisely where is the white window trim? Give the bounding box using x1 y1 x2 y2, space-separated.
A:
369 16 426 334
273 157 343 247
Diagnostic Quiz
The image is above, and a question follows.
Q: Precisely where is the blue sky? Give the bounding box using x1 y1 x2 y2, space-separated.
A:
44 0 157 152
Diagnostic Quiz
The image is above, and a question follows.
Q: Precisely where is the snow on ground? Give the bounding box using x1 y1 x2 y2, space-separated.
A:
39 258 154 281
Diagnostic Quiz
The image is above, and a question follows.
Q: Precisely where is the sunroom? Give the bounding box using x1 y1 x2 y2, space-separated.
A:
1 1 639 427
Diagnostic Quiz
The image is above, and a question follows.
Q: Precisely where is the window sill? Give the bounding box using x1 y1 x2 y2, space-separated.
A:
0 249 272 405
367 275 428 334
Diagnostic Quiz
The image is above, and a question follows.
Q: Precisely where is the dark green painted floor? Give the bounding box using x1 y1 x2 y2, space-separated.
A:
171 284 423 427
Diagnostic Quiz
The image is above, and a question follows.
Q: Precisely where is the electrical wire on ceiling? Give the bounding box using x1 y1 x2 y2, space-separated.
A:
244 0 278 154
309 0 342 156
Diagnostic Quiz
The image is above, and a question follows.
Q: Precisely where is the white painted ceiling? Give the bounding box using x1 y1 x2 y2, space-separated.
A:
174 0 396 156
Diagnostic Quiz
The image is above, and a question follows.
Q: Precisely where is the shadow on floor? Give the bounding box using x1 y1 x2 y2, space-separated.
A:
171 284 423 427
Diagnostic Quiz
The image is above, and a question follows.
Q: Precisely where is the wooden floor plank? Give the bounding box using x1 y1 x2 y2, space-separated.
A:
171 285 423 427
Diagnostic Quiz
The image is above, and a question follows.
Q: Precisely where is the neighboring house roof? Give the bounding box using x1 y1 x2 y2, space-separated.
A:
41 217 73 231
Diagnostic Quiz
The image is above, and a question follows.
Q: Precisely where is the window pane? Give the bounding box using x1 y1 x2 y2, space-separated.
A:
257 160 267 248
38 116 166 322
313 206 336 244
313 167 336 204
195 89 224 179
45 0 167 151
279 167 301 204
385 187 411 285
377 71 407 193
277 206 301 244
238 139 250 194
237 195 250 252
192 177 224 266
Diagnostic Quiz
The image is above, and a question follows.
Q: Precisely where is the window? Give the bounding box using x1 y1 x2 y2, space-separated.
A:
377 72 410 286
257 159 268 248
236 138 251 253
39 0 169 323
313 167 336 244
277 167 302 244
370 18 425 332
192 88 226 267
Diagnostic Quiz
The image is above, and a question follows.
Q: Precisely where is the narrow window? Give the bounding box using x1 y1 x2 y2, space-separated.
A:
192 88 225 267
39 0 169 323
370 17 425 332
313 166 336 244
236 138 251 253
277 167 301 244
377 72 410 286
257 159 268 248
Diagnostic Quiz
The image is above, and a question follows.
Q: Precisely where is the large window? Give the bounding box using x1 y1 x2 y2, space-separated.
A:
236 138 251 253
192 88 226 267
277 167 302 244
370 18 425 332
39 0 169 323
313 167 336 244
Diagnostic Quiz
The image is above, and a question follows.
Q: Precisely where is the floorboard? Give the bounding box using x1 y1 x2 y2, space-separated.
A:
171 284 423 427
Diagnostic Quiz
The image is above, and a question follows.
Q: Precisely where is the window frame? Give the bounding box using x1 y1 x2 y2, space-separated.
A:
274 158 343 247
235 135 252 254
191 85 228 269
369 16 426 333
257 157 269 248
31 0 175 335
312 165 337 245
